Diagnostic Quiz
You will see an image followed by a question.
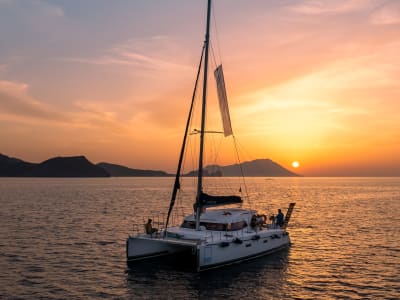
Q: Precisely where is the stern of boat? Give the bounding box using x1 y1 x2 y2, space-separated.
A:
126 234 199 263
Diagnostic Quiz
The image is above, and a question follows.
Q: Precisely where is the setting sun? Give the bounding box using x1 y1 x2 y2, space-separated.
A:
292 161 300 168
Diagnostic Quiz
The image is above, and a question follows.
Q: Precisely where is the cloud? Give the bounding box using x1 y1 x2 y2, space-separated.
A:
0 80 66 121
57 36 193 75
0 64 6 74
34 0 64 18
370 1 400 25
0 0 64 17
287 0 400 26
0 80 130 135
286 0 379 15
232 38 400 146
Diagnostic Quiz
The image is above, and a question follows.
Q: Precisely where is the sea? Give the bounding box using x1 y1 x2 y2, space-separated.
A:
0 177 399 299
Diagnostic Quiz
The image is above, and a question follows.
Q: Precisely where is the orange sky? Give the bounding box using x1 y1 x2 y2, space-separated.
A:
0 0 399 176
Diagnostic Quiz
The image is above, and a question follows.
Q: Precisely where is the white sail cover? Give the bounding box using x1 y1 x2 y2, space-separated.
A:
214 65 233 137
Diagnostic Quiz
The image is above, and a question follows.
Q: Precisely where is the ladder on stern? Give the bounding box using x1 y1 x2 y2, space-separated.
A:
283 202 296 229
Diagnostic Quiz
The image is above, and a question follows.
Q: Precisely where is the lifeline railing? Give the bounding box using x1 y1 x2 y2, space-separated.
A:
131 214 282 242
131 212 185 236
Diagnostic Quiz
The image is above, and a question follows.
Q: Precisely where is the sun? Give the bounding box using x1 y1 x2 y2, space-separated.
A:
292 161 300 168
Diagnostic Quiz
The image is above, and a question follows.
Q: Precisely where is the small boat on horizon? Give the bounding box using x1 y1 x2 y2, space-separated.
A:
126 0 296 272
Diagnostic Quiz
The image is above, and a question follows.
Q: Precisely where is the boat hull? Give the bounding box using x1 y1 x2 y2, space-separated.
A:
126 235 197 261
197 230 289 271
126 230 290 272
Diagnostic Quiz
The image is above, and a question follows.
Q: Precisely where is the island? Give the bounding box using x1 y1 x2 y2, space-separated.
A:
1 154 300 177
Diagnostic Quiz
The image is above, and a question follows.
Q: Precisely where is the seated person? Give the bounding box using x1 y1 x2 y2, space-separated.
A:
145 218 158 235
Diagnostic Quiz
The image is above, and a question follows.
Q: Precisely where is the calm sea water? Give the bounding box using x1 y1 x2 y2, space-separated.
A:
0 177 399 299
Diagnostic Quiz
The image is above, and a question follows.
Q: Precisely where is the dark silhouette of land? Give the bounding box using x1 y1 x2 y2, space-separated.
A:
186 159 300 177
0 154 36 176
97 162 170 177
0 154 300 177
0 154 109 177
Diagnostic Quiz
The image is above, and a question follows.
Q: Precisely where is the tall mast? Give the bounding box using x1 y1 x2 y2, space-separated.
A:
195 0 212 230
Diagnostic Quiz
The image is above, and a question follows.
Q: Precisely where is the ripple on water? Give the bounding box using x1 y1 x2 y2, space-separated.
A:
0 177 399 299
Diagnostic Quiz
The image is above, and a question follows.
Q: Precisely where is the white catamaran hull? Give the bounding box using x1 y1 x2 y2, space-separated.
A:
197 230 289 271
127 228 290 271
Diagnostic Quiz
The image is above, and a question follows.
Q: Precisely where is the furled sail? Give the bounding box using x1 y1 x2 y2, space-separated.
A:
199 192 242 207
214 65 233 137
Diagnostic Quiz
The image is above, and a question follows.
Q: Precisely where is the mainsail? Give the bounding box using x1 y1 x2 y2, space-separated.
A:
214 65 233 137
199 192 242 207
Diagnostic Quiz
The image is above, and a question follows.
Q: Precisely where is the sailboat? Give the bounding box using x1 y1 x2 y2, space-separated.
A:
126 0 295 272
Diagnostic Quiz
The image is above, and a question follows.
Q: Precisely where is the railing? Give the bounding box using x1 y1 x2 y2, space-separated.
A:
131 212 283 241
130 212 185 237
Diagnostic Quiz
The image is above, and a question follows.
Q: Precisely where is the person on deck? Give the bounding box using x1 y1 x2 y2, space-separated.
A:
250 215 257 229
276 209 284 227
145 219 158 235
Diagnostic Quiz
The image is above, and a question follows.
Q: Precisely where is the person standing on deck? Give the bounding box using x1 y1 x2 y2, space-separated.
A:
276 209 284 227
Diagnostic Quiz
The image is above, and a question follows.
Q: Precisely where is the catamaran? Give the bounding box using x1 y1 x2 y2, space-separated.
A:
126 0 295 272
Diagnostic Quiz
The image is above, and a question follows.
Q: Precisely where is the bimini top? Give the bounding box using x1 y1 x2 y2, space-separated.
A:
199 192 242 208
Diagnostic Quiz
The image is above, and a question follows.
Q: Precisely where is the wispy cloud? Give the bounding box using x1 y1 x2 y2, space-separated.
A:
56 36 192 74
370 1 400 25
0 0 64 19
0 81 66 122
287 0 378 15
1 1 399 174
0 64 6 74
0 80 129 134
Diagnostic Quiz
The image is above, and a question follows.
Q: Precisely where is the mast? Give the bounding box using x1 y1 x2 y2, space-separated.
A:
195 0 212 230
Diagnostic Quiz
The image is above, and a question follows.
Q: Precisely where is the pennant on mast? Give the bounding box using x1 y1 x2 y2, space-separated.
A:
214 65 233 137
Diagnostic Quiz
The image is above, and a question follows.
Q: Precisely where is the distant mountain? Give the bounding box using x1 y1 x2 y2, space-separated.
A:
97 162 171 177
1 154 299 177
0 154 36 176
186 159 300 177
29 156 110 177
184 165 223 177
223 159 299 176
0 154 109 177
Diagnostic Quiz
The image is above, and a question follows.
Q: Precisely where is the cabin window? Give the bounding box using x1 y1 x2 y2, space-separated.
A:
181 221 195 229
230 220 248 231
180 220 248 231
202 222 225 231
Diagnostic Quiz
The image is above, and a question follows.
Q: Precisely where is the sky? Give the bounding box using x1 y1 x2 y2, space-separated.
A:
0 0 399 176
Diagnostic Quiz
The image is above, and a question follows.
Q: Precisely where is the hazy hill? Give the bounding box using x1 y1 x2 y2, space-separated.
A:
0 154 109 177
224 159 299 176
186 159 299 177
97 162 171 177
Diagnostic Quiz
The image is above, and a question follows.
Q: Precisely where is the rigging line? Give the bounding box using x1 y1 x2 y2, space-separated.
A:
186 73 201 195
164 44 205 234
213 134 223 165
207 133 224 175
182 64 202 203
234 136 257 162
211 0 223 65
210 42 218 70
233 135 251 206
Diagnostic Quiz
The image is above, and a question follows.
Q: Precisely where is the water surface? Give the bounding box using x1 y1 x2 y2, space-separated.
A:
0 177 399 299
